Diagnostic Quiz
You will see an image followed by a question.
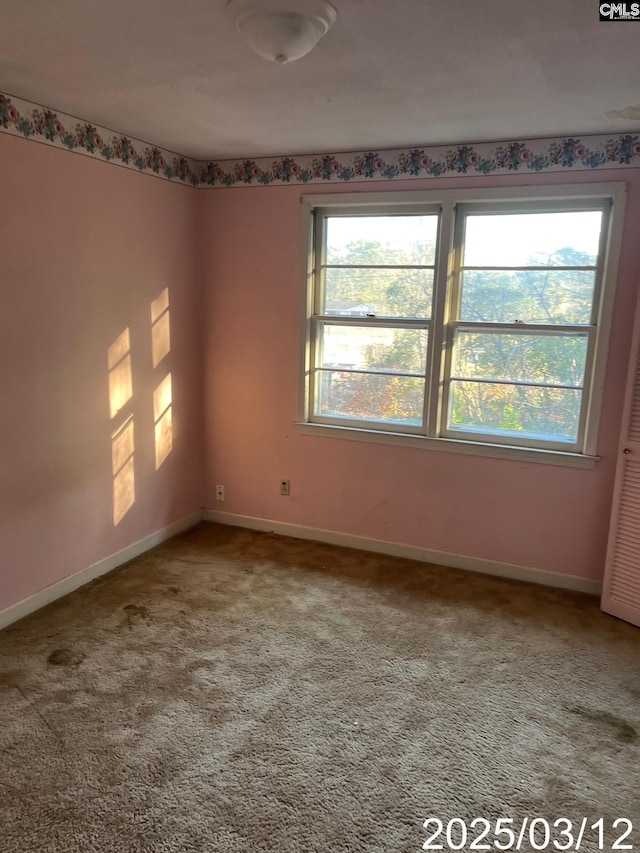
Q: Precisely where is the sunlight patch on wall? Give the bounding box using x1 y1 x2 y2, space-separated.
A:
108 328 135 525
111 416 135 525
153 372 173 470
151 288 171 369
108 328 133 418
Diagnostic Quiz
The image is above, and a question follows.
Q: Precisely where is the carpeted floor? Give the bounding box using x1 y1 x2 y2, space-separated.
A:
1 522 639 853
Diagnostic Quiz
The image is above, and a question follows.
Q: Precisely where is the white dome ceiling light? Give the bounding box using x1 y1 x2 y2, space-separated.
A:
225 0 338 64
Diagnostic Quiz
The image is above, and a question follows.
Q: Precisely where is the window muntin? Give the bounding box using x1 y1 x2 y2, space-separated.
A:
303 189 621 460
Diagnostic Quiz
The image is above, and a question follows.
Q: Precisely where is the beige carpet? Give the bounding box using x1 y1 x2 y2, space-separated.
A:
1 522 639 853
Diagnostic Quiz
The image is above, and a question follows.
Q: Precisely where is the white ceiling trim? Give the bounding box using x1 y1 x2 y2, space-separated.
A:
2 91 640 189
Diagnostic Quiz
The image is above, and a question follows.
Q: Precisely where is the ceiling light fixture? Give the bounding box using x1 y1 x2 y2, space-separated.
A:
225 0 337 64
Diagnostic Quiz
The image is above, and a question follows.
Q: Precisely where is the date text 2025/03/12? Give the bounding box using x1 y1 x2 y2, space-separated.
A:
422 817 634 851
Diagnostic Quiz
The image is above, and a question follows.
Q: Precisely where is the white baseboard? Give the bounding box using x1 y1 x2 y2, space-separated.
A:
1 507 601 632
202 509 602 596
0 511 202 631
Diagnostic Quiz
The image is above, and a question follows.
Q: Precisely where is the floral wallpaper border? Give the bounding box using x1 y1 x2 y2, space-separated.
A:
0 93 201 185
2 91 640 188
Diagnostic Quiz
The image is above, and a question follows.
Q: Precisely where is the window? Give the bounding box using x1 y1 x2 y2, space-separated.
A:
299 185 626 466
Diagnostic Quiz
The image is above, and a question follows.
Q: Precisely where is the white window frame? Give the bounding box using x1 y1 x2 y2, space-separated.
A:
297 183 627 468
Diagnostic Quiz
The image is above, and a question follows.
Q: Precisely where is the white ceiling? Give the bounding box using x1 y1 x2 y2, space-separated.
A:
1 0 639 160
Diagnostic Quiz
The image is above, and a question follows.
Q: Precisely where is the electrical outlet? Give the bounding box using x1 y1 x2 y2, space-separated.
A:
215 484 225 502
280 479 290 496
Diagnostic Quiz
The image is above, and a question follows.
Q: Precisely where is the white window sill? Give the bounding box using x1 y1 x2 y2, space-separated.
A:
295 422 599 469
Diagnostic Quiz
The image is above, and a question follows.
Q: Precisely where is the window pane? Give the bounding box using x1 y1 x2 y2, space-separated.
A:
463 211 602 267
448 380 582 443
459 269 596 325
326 215 438 266
325 268 433 319
460 269 595 326
320 325 428 375
453 332 588 387
316 370 424 426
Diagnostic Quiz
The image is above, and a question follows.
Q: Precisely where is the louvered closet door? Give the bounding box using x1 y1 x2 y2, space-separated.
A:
601 296 640 627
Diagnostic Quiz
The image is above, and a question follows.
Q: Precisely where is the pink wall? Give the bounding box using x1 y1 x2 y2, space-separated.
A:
200 171 640 581
0 134 202 611
2 129 637 608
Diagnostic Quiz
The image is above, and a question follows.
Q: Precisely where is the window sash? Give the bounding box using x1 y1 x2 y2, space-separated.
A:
452 200 611 328
441 324 596 450
309 316 432 430
315 207 440 321
309 366 429 435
